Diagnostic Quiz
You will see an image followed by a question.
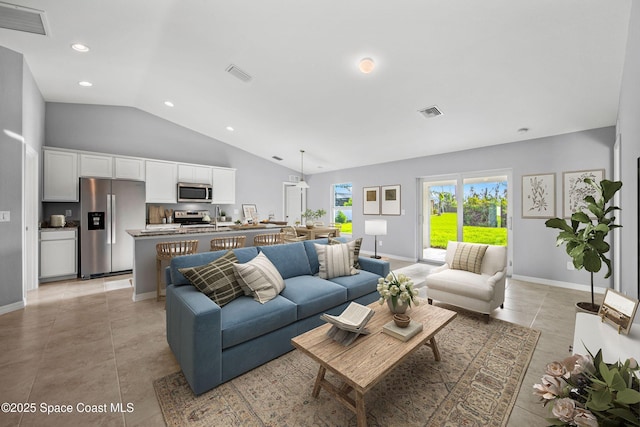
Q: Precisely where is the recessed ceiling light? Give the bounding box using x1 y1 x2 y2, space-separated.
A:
164 101 174 107
71 43 90 52
518 127 529 133
226 126 234 132
359 58 375 74
78 81 92 87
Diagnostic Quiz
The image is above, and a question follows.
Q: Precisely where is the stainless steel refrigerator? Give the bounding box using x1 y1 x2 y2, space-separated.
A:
80 177 145 278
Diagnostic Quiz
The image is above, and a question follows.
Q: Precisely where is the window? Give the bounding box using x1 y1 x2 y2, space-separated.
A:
332 183 352 235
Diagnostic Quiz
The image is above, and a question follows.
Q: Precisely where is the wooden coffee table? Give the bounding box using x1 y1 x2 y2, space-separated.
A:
291 300 457 427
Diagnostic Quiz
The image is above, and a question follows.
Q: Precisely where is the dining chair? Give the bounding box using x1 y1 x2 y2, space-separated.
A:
253 233 284 246
210 235 246 251
282 226 306 243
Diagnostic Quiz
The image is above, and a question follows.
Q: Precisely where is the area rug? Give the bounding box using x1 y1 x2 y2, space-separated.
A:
154 312 540 427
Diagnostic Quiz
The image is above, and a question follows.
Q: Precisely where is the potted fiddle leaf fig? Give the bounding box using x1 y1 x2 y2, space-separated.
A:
544 178 622 313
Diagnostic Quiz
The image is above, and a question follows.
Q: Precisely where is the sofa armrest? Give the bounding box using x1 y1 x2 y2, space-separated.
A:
358 257 390 278
166 284 223 395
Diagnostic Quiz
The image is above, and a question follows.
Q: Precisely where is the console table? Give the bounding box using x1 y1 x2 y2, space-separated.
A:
572 312 640 361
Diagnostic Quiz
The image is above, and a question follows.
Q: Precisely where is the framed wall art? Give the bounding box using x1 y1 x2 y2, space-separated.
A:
381 184 401 216
363 186 380 215
242 204 258 220
563 169 604 218
521 173 555 218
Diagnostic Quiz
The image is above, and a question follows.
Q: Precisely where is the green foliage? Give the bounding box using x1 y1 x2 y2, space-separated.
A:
429 213 507 248
334 211 347 224
301 209 326 221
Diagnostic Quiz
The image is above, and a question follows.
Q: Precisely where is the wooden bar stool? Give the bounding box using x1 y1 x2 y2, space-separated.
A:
253 233 284 246
210 235 246 251
156 240 199 301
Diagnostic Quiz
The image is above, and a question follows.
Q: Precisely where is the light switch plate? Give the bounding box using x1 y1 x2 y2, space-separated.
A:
0 211 10 222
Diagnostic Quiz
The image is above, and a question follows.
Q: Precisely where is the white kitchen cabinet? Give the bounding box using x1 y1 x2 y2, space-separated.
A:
40 229 77 280
145 160 178 203
212 167 236 204
114 157 145 181
178 164 212 184
80 153 113 178
43 149 79 201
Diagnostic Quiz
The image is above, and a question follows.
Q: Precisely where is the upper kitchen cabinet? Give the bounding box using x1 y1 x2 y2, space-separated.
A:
212 167 236 204
178 164 212 185
114 157 145 181
43 149 79 201
79 153 113 178
145 160 177 203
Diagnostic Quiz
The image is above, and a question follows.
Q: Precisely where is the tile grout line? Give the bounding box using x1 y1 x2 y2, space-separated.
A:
104 284 128 426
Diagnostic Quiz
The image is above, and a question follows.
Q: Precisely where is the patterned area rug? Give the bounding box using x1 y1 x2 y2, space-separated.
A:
154 312 539 427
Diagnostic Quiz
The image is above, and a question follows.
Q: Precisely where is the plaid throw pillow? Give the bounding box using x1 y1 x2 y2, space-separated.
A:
329 237 362 269
178 250 244 307
451 243 488 274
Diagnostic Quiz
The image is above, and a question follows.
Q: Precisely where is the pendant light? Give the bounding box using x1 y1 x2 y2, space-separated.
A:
296 150 310 188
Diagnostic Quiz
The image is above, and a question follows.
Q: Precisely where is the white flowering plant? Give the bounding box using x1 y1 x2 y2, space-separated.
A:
533 348 640 427
377 272 419 309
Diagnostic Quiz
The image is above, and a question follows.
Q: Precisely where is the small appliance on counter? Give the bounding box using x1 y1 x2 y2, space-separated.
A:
173 210 216 228
50 215 66 227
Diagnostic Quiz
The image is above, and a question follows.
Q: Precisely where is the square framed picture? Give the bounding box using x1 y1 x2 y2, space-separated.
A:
242 204 258 220
522 173 555 218
563 169 604 218
363 186 380 215
381 184 401 216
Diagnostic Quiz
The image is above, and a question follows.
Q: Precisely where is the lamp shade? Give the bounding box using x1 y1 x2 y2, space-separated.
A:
365 219 387 236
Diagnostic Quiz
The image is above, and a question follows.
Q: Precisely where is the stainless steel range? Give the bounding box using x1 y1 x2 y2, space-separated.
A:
173 210 215 228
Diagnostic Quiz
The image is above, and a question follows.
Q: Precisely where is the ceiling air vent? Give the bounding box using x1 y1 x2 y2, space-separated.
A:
418 105 443 119
0 2 48 36
225 64 252 82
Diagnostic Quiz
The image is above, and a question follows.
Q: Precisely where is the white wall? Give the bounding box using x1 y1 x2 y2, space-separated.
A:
306 127 615 289
617 1 640 301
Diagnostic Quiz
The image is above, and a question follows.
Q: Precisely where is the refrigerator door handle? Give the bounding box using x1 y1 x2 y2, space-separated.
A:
111 194 117 244
106 194 112 245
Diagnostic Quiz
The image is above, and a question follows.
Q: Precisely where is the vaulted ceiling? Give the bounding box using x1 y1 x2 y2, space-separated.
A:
0 0 632 173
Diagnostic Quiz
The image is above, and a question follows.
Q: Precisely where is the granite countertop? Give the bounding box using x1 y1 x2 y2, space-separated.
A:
127 223 282 238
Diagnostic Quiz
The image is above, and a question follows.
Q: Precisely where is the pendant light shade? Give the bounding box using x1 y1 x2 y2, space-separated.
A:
296 150 310 188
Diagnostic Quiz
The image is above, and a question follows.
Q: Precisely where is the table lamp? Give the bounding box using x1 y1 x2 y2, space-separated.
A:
365 219 387 259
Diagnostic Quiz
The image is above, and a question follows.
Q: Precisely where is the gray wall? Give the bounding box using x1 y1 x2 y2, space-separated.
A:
617 1 640 301
45 103 297 221
306 127 615 289
0 46 44 310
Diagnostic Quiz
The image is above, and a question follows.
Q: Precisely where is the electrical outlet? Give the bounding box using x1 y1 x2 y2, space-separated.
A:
0 211 10 222
567 261 575 271
65 209 72 217
379 240 382 246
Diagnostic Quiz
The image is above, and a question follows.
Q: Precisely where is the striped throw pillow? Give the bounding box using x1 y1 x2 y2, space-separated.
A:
233 252 285 304
315 242 358 279
451 243 488 274
329 237 362 269
178 250 243 307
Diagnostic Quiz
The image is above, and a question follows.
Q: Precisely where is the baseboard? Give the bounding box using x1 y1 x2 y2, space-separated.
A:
132 291 157 302
510 274 608 294
359 250 416 263
0 299 25 315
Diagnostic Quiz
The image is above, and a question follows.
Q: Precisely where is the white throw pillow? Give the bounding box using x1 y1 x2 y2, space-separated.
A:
315 242 358 279
233 252 285 304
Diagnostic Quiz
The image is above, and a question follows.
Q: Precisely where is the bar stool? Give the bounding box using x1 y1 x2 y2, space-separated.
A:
156 240 199 301
253 233 284 246
210 235 246 251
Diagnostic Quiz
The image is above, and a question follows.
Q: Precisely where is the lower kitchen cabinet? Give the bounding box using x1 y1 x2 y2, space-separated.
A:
40 228 78 281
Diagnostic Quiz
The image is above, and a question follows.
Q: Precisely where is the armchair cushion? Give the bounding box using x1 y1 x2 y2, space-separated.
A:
451 242 488 274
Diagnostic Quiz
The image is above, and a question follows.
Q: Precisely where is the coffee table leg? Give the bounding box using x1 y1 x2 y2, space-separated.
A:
355 391 367 427
427 337 441 361
312 366 326 398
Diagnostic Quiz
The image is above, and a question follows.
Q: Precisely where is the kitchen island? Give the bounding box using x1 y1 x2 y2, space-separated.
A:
126 224 282 301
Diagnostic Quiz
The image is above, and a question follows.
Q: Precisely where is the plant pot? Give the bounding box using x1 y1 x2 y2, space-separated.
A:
306 224 314 229
575 302 600 314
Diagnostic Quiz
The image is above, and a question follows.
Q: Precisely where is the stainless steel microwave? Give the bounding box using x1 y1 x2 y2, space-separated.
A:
177 182 213 203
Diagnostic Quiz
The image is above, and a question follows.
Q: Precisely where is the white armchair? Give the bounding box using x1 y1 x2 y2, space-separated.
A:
425 241 507 320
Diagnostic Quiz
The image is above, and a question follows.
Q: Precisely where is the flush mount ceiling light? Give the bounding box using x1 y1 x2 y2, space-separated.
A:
71 43 90 52
78 81 93 87
164 100 174 107
296 150 310 189
359 57 375 74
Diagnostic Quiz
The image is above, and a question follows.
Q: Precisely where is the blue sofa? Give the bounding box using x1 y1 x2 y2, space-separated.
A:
165 238 390 395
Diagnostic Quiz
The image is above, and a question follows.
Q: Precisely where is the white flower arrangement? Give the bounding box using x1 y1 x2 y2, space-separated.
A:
377 272 419 309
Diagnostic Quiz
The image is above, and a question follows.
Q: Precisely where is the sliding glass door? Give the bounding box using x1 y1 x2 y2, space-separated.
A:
420 170 511 265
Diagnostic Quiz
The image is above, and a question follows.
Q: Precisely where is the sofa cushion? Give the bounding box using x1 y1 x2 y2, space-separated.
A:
304 238 345 275
329 237 362 269
315 242 358 279
233 252 286 304
329 269 379 300
258 242 312 279
426 269 494 301
178 250 243 307
220 295 298 349
451 242 488 274
280 275 348 319
170 247 259 285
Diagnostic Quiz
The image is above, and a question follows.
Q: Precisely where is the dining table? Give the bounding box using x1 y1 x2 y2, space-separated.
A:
295 225 341 240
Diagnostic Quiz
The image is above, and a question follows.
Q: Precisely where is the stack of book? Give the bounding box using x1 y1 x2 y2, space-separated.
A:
320 302 374 346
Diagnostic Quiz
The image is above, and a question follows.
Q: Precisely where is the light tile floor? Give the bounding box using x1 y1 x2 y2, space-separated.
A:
0 262 601 426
